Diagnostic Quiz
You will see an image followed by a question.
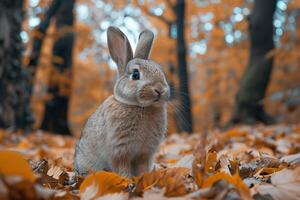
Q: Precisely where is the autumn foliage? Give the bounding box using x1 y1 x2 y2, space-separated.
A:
1 125 300 199
1 0 300 200
24 0 300 135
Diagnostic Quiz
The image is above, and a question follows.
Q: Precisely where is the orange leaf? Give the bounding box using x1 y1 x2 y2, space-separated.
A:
0 129 4 143
253 165 300 200
253 167 283 178
164 174 188 197
134 167 190 196
192 131 207 188
17 138 32 149
202 172 251 200
205 150 217 173
192 159 204 188
222 129 248 141
0 150 36 182
79 171 131 199
134 169 165 196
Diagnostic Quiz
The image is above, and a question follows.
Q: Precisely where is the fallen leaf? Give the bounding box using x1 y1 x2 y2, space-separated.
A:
202 172 251 200
253 167 283 178
0 150 36 182
134 169 165 196
164 174 187 197
280 153 300 165
79 171 131 199
205 150 217 174
134 167 190 197
134 187 189 200
221 128 249 142
95 192 129 200
173 154 194 169
0 129 4 143
192 131 207 188
253 165 300 200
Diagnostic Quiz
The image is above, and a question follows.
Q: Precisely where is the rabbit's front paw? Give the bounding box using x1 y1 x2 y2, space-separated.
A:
112 157 132 178
131 155 151 177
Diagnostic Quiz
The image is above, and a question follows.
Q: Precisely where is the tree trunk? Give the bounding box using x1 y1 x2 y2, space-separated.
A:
40 32 74 135
0 0 33 130
236 0 276 106
174 0 193 133
28 0 75 135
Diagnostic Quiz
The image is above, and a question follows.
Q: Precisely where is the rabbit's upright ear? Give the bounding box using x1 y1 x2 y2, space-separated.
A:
107 27 133 75
134 30 154 60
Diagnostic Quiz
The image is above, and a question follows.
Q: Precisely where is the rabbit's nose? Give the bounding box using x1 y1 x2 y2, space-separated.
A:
154 89 161 98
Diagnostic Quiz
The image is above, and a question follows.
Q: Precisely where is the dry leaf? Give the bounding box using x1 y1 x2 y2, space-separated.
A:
47 165 65 180
192 131 207 188
280 153 300 165
95 192 129 200
221 129 249 142
202 172 251 200
79 171 131 199
134 168 165 196
173 154 194 169
164 174 188 197
0 150 36 182
253 167 282 178
134 188 190 200
205 150 217 174
134 167 190 196
1 122 300 199
253 165 300 200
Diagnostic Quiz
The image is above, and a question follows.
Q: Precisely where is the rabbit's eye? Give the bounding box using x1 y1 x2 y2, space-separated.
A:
132 69 140 80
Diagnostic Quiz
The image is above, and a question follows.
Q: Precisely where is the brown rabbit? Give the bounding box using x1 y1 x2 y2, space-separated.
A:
74 26 169 178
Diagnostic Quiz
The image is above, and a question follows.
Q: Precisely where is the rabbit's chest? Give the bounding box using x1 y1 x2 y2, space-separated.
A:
134 115 165 142
123 117 165 155
108 105 167 153
116 111 165 140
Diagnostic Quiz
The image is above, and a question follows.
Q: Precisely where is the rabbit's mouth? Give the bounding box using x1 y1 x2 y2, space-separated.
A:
136 95 164 107
138 95 168 107
137 84 169 107
137 98 160 107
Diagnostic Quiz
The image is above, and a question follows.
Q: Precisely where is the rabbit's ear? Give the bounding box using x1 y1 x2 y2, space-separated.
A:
107 26 133 75
134 30 154 60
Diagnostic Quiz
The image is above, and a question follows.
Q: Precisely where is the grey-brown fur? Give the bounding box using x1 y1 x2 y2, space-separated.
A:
74 27 169 177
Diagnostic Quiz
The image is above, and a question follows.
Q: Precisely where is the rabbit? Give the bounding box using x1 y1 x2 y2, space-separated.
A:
74 26 170 178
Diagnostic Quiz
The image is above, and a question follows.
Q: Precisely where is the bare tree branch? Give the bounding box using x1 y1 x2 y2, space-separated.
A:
142 7 173 26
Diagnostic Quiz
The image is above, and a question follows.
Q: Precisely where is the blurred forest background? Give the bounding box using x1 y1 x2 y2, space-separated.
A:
1 0 300 137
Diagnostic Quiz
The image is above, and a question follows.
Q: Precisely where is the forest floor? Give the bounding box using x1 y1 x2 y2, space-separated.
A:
0 124 300 200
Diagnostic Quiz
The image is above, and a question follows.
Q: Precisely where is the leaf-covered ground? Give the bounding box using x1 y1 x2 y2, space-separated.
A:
0 124 300 200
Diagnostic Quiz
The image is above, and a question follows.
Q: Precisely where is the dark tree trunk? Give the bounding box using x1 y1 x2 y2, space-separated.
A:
236 0 276 106
28 0 75 135
227 0 277 126
174 0 193 133
0 0 33 130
